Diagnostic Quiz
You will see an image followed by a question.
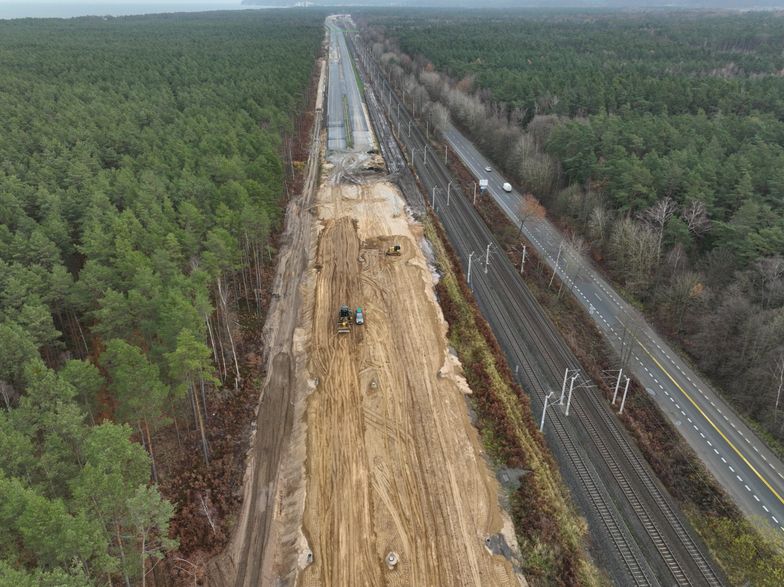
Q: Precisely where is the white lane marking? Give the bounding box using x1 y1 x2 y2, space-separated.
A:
754 495 760 502
446 124 783 501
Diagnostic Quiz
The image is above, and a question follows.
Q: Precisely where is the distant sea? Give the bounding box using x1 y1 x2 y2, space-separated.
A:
0 3 260 19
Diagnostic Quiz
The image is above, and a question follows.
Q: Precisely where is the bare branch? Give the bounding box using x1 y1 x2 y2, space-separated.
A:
681 200 711 236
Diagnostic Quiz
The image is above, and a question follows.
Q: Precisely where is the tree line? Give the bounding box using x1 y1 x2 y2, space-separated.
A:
359 9 784 445
0 10 322 585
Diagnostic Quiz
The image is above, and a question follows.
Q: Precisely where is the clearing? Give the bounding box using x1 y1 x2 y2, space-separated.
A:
295 176 523 586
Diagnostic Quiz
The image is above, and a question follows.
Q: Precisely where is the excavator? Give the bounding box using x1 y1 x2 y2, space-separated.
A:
385 244 401 256
337 304 353 334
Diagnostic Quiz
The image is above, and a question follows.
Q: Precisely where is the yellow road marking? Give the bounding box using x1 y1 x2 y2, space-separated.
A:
637 340 784 507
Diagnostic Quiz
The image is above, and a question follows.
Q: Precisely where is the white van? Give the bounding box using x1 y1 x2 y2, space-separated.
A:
502 182 512 193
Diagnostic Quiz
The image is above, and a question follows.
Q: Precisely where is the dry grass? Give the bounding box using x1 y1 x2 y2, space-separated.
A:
423 214 602 587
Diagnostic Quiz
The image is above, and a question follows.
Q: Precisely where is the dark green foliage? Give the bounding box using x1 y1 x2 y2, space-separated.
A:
388 10 784 118
367 9 784 445
378 10 784 261
546 112 784 259
0 10 322 584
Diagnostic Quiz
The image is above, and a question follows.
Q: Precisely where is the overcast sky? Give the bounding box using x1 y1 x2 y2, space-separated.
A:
5 0 242 4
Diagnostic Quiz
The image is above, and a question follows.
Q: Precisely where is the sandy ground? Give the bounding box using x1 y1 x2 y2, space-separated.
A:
208 43 524 585
294 178 524 586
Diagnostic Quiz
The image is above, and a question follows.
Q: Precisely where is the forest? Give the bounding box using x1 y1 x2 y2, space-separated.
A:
360 9 784 447
0 10 321 585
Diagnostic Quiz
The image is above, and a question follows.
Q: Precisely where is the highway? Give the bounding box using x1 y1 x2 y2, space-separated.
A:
348 26 725 587
441 123 784 533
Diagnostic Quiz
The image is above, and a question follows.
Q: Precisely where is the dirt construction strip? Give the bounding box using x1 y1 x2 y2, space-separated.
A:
296 178 525 586
208 46 526 585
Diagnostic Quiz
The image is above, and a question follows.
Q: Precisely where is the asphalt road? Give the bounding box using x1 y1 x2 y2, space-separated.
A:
326 17 373 153
350 32 725 587
442 123 784 533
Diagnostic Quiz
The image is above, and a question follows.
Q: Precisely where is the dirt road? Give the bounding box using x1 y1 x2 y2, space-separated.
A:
296 179 523 586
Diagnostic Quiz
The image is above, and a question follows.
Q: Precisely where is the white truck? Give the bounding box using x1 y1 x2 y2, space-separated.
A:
479 178 489 192
502 182 512 193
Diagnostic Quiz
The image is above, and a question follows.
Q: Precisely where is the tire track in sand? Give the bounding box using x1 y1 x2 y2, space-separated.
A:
298 181 525 586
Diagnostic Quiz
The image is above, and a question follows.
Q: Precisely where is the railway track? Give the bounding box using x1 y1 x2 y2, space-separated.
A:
347 29 725 587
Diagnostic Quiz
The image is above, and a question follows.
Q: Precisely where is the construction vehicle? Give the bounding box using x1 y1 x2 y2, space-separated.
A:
385 244 401 256
337 304 353 333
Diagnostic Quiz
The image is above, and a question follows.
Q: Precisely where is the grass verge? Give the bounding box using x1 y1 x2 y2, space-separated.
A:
423 211 602 587
350 53 365 98
342 95 353 149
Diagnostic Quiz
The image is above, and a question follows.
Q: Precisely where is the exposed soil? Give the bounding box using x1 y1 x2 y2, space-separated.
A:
207 30 526 581
295 178 523 586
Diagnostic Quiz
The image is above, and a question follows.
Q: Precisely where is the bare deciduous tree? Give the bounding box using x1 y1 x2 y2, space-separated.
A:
665 243 688 275
666 271 704 328
527 114 561 149
510 134 559 197
516 193 546 236
609 217 658 292
773 351 784 423
639 196 677 261
587 205 612 246
425 101 449 132
455 74 475 93
755 256 784 310
419 70 443 100
681 199 711 236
